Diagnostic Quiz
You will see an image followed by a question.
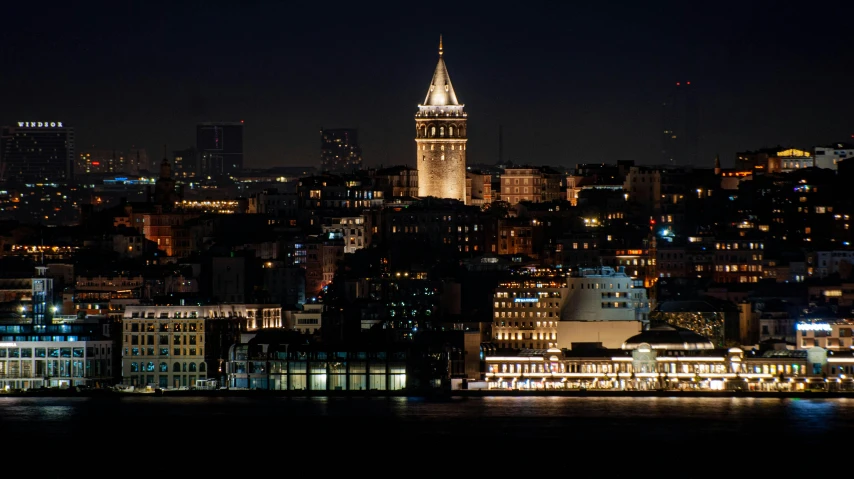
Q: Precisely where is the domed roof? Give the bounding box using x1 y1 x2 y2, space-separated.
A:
622 323 715 350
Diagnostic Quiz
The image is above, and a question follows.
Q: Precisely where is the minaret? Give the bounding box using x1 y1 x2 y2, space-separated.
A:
415 36 467 203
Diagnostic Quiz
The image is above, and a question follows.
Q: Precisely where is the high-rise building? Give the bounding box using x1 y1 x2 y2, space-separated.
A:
197 122 244 177
320 128 362 174
0 121 75 182
77 148 130 175
415 36 467 203
128 147 149 173
661 81 698 165
173 147 199 178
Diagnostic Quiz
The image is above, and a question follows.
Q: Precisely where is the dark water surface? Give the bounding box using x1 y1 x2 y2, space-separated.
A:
2 395 847 474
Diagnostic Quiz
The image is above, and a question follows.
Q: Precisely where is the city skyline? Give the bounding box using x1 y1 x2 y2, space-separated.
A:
2 1 852 171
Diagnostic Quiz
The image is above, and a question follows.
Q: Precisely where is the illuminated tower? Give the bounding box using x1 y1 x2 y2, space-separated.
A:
415 36 467 203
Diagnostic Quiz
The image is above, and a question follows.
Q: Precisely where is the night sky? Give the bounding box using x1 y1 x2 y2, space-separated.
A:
3 1 852 171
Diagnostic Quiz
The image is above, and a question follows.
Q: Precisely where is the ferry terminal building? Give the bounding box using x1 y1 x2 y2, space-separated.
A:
482 323 853 392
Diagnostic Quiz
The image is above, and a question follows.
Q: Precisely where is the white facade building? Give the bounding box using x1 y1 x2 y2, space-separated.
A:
322 216 367 254
0 338 113 390
556 266 650 349
814 144 854 170
293 303 323 334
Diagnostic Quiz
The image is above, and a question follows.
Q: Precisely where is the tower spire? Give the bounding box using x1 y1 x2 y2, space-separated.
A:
439 34 443 57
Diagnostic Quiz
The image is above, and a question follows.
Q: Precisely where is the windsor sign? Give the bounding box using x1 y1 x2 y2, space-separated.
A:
17 121 63 128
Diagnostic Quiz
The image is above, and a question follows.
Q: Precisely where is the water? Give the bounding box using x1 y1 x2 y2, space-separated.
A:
2 395 847 475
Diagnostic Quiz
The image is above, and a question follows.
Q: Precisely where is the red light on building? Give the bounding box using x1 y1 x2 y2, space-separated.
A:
92 161 100 166
687 81 691 85
676 82 680 86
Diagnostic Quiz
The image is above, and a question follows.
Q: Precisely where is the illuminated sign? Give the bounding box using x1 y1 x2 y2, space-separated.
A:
796 323 831 332
0 342 17 347
514 298 539 303
17 121 63 128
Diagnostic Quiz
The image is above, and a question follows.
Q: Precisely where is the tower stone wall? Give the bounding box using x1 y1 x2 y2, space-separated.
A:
415 115 467 202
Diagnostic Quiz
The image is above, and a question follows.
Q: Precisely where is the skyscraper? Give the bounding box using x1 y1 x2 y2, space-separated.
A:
197 121 244 177
0 121 75 182
661 81 698 165
320 128 363 174
415 36 467 203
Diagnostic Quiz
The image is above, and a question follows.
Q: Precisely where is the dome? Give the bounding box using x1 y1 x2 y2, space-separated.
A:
622 323 715 350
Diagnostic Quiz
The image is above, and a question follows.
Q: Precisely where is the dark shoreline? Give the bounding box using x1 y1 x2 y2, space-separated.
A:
3 388 854 400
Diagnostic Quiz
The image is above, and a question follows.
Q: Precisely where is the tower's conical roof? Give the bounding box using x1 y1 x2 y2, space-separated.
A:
422 35 459 107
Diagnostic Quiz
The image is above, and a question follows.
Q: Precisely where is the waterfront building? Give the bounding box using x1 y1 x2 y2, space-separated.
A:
0 319 114 390
120 304 282 388
482 323 848 392
226 329 409 391
491 267 651 350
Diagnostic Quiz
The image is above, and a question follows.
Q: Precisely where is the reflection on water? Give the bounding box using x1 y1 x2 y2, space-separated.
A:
2 396 852 455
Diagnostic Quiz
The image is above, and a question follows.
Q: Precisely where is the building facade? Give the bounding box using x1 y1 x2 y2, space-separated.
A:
120 304 282 388
492 276 567 350
196 122 244 177
0 320 114 390
320 128 362 174
482 324 844 392
227 332 409 391
1 121 75 181
415 37 467 203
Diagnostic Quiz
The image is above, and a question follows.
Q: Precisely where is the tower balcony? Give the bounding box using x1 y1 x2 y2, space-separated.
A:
415 105 466 118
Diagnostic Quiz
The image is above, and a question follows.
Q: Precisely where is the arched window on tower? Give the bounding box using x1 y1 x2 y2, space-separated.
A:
431 127 436 137
449 126 454 137
440 126 444 137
